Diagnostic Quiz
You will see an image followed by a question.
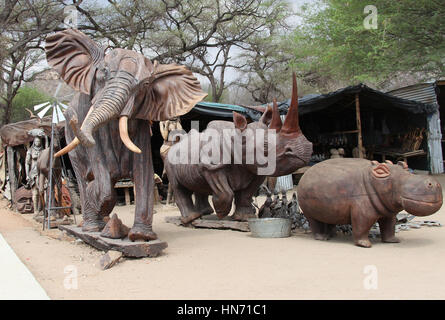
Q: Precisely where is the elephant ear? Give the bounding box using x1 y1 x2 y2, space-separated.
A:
133 63 208 121
45 29 104 95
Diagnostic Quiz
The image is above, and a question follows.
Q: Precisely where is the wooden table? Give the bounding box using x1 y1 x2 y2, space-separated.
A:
372 149 426 164
114 180 134 205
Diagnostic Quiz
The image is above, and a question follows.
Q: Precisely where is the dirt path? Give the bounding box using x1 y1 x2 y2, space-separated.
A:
1 177 445 300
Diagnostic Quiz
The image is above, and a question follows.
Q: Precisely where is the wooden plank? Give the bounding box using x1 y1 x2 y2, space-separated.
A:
59 225 168 258
373 150 426 157
165 215 250 232
355 93 364 158
34 216 72 229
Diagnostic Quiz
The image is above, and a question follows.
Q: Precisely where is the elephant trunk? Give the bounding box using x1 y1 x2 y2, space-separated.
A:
80 71 135 147
55 71 139 158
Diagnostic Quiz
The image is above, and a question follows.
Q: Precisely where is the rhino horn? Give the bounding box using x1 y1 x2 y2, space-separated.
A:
269 98 282 132
281 72 301 136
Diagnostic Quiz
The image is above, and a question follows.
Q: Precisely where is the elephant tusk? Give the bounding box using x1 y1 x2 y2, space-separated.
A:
54 137 80 158
119 116 142 154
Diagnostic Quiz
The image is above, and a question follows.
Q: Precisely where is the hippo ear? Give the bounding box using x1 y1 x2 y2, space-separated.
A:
385 160 393 165
397 161 409 170
233 112 247 131
372 163 391 178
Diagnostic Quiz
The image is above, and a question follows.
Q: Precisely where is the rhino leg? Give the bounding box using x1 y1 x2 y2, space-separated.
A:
203 171 233 219
351 208 378 248
232 176 264 221
194 194 214 216
378 216 400 243
174 184 202 224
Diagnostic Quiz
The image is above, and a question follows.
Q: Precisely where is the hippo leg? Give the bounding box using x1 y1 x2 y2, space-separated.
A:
307 217 330 240
378 216 400 243
174 184 202 224
351 209 378 248
194 194 214 216
327 224 337 238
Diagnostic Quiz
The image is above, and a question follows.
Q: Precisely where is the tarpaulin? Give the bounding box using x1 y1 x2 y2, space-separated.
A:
0 117 64 147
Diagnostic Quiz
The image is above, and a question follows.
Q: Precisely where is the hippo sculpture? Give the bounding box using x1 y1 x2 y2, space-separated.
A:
297 158 442 248
165 74 313 223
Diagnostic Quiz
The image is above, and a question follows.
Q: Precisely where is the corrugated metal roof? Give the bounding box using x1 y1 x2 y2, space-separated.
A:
387 83 438 105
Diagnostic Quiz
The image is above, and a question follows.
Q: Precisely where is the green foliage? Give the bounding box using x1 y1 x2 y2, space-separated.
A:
290 0 445 88
10 87 51 123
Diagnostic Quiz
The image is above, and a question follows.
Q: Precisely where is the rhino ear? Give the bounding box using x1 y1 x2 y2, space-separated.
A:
372 162 391 178
259 105 273 126
233 112 247 131
45 29 104 94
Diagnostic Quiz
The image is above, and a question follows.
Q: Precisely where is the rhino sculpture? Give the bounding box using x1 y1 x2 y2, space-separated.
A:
165 74 313 223
297 158 443 248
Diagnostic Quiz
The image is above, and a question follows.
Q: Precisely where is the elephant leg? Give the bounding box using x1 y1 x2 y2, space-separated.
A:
128 127 158 242
82 163 116 232
83 181 116 231
232 176 264 221
194 194 214 216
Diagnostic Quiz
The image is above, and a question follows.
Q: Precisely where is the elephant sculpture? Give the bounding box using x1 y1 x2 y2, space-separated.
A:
165 74 313 223
46 29 207 241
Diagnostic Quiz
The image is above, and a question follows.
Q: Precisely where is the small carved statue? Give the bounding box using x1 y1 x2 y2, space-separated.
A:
160 118 183 204
160 118 183 162
25 130 45 216
258 191 273 218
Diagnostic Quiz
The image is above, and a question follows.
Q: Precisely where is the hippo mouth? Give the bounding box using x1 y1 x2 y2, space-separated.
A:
401 197 442 216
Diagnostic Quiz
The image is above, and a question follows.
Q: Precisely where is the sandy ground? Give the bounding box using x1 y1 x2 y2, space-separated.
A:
1 176 445 300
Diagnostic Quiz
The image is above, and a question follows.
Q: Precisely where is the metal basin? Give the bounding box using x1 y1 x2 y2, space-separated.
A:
248 218 292 238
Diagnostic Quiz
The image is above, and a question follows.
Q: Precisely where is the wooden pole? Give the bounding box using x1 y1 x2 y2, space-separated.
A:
355 93 364 158
6 146 17 210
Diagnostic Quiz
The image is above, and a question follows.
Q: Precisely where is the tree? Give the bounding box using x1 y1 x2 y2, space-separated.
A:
233 30 294 104
74 0 292 102
290 0 445 90
10 86 51 123
0 0 64 125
